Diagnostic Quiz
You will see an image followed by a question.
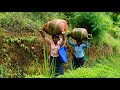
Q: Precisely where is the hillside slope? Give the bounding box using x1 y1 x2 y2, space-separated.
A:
0 12 120 78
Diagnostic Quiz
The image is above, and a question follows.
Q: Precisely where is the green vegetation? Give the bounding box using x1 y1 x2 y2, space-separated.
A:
0 12 120 78
58 54 120 78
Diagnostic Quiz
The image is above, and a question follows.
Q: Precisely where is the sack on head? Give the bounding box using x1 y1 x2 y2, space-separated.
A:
69 28 88 41
41 19 68 35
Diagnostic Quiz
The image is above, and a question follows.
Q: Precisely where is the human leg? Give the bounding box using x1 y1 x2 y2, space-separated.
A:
79 57 84 67
55 57 64 76
72 55 79 69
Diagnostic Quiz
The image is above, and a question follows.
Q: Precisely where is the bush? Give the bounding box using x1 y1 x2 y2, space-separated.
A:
0 12 66 32
0 12 40 31
69 12 113 40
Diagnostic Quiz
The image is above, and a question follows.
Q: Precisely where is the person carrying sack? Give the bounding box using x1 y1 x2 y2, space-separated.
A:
39 30 65 77
67 34 89 69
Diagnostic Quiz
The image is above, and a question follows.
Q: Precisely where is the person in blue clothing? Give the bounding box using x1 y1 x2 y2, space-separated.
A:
67 34 89 69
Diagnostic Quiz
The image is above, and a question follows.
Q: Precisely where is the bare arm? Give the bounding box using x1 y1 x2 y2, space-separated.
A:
67 34 76 47
60 32 66 46
39 29 51 44
39 29 45 38
82 36 89 48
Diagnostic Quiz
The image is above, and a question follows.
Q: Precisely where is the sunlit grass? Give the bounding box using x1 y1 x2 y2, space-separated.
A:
58 54 120 78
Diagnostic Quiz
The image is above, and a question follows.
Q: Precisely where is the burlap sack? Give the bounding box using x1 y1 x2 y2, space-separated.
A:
41 19 68 35
69 28 88 41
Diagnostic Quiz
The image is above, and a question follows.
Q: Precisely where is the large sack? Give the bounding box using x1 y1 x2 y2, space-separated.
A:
69 28 88 41
41 19 68 35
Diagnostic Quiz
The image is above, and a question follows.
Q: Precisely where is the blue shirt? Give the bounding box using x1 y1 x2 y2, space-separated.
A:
67 37 89 58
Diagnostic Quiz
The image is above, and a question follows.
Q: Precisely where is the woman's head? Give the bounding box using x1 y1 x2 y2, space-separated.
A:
52 35 60 44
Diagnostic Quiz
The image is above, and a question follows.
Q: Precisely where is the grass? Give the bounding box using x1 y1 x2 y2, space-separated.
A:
0 64 4 78
58 54 120 78
25 53 120 78
43 44 49 77
25 74 47 78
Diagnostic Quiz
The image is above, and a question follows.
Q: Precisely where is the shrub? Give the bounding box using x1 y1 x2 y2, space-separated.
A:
69 12 113 40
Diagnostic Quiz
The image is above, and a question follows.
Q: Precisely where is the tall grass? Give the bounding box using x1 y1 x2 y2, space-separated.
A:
43 45 49 77
0 64 4 78
42 44 56 78
25 44 56 78
50 58 56 78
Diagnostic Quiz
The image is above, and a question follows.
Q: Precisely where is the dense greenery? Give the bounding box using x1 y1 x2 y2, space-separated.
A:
58 54 120 78
0 12 120 78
